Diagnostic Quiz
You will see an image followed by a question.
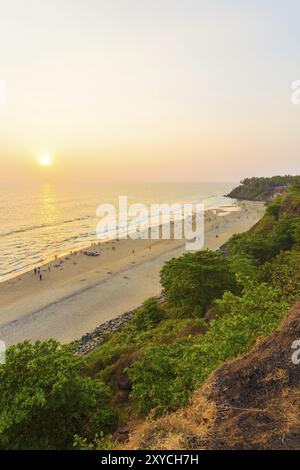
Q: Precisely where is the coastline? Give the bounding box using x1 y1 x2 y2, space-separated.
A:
0 200 265 347
0 189 236 284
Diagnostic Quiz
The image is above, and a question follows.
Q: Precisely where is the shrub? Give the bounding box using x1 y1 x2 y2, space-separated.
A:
128 282 288 416
228 253 258 281
73 432 115 450
0 340 117 450
229 211 300 262
259 250 300 302
269 214 300 252
229 232 275 263
266 197 282 218
160 250 238 315
132 297 165 331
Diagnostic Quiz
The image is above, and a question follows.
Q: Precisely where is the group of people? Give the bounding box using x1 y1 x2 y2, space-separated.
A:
34 266 43 281
34 264 52 281
33 240 153 282
33 243 103 280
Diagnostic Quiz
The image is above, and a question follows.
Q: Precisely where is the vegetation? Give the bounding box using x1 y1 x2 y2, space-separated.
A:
128 280 288 416
1 178 299 449
0 340 117 450
227 175 300 201
73 432 115 450
229 198 300 263
259 250 300 302
128 183 300 416
160 250 238 315
131 297 165 331
83 297 204 395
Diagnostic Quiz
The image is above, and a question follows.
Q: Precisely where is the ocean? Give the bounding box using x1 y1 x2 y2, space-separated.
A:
0 182 235 281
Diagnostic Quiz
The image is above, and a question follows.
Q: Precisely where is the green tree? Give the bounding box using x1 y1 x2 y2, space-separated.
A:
160 250 238 315
229 232 275 263
0 340 117 450
132 297 165 331
259 250 300 302
128 282 288 416
270 214 300 252
228 253 258 281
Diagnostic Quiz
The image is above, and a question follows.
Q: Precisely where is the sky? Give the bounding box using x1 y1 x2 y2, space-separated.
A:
0 0 300 183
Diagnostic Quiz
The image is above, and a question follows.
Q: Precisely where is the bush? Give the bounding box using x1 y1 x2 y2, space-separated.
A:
128 282 288 416
0 340 117 449
229 232 275 263
160 250 238 315
259 251 300 302
228 253 258 281
269 214 300 252
73 432 115 450
229 211 300 263
127 340 194 416
266 197 282 218
132 297 165 331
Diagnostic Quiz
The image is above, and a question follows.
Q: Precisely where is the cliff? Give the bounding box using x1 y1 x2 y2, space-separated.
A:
226 176 299 202
127 302 300 450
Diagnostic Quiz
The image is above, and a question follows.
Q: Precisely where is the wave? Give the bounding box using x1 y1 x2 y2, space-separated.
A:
0 215 93 238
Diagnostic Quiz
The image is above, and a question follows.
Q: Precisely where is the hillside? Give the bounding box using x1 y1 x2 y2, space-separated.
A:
226 175 299 202
0 180 299 450
127 302 300 450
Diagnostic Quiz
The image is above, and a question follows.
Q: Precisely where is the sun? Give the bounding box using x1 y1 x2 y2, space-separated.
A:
38 155 52 166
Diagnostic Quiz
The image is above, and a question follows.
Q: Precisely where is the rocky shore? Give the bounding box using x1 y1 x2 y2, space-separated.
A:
75 310 135 355
75 293 165 355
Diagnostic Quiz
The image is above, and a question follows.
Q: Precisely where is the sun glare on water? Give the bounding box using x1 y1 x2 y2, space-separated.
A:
38 155 52 167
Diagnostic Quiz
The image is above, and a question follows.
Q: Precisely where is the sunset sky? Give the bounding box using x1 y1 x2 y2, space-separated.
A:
1 0 300 183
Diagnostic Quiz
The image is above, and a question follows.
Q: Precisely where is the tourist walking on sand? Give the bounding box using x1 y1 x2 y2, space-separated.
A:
39 274 42 281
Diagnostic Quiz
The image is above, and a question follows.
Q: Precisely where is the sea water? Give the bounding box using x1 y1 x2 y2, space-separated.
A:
0 181 236 281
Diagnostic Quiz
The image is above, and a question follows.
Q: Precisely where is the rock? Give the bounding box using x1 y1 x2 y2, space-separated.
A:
74 293 163 355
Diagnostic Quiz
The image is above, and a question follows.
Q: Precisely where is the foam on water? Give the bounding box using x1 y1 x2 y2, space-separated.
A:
0 182 236 282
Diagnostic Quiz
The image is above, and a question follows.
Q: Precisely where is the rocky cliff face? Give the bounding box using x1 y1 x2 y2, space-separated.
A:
226 185 288 202
126 302 300 450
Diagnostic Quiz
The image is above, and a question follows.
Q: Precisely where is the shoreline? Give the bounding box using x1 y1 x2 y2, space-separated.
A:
0 200 265 347
0 198 235 284
0 195 239 285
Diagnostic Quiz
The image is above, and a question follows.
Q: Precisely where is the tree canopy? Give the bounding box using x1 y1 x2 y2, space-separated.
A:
0 340 117 449
160 250 238 315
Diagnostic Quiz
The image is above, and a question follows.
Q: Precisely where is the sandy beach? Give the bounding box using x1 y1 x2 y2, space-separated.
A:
0 200 265 346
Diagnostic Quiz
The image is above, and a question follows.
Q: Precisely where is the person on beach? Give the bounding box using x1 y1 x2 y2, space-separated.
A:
34 267 37 275
39 274 42 281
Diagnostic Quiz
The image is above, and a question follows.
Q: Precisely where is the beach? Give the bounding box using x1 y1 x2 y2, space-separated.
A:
0 200 265 346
